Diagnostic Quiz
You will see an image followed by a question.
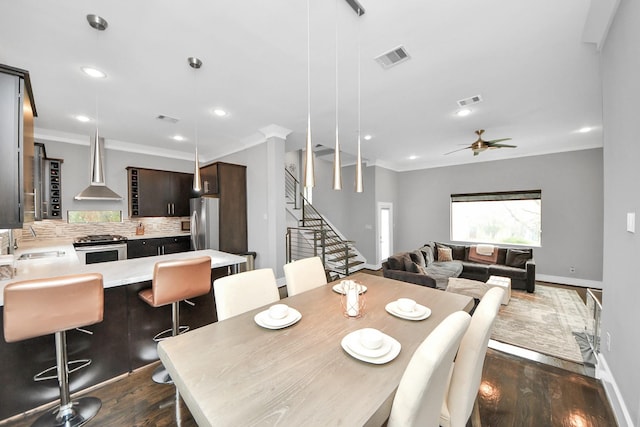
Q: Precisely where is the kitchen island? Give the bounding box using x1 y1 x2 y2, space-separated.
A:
0 245 245 421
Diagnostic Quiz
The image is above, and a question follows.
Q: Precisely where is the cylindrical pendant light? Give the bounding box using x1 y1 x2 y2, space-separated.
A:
355 7 363 193
333 0 343 191
189 57 203 192
303 0 315 188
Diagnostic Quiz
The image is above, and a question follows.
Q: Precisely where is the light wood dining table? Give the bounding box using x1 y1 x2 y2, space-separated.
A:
157 272 473 426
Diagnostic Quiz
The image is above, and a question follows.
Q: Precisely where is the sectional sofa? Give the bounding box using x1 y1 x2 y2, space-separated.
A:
382 242 535 293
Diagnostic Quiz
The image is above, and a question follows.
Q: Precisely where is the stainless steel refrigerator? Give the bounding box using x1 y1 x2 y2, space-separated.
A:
190 197 220 250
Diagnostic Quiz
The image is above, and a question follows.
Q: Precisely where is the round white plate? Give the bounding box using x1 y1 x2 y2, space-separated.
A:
341 330 401 364
385 302 431 321
254 308 302 329
345 330 393 358
332 283 367 295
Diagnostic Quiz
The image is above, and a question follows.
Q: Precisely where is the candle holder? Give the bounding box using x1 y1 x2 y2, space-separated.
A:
339 280 366 319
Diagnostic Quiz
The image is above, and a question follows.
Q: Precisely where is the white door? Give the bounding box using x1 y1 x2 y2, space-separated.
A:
377 202 393 264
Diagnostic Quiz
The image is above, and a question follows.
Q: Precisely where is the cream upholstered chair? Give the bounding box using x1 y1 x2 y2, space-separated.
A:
440 287 505 427
213 268 280 321
283 256 327 296
388 311 471 427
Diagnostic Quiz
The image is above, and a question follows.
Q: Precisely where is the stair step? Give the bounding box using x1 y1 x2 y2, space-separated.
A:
330 254 359 262
334 260 365 271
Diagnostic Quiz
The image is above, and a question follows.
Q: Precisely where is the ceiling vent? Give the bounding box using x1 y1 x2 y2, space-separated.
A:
156 114 180 123
374 46 411 69
457 95 483 107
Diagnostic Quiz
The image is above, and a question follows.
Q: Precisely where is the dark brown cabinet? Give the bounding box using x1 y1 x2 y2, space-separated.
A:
127 236 191 259
127 167 193 217
0 65 36 228
199 162 247 253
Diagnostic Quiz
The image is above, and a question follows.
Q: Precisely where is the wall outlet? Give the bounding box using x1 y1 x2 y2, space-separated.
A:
569 266 576 273
606 332 611 351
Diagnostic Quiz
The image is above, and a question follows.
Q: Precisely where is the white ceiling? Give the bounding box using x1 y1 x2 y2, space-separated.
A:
0 0 604 171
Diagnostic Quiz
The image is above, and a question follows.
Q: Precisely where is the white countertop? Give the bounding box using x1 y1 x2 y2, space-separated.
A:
1 243 245 306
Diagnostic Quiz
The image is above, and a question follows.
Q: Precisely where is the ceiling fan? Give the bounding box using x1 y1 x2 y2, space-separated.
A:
445 129 516 156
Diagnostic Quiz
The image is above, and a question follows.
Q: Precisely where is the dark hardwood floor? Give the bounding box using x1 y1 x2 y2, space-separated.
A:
0 347 617 427
1 273 615 426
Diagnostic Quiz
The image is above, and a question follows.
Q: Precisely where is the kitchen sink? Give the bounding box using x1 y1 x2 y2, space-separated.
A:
17 250 66 260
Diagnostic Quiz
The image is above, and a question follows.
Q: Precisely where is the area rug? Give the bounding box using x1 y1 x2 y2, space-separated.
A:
491 284 589 363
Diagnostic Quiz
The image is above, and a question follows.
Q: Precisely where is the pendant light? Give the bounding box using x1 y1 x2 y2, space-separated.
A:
332 0 343 191
303 0 315 188
75 14 123 201
188 57 203 193
355 6 364 193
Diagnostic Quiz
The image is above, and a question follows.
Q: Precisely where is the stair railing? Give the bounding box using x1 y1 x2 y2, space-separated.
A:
285 169 358 276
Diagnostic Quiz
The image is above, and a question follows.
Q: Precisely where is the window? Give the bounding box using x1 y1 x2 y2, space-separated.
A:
68 210 122 223
450 190 541 246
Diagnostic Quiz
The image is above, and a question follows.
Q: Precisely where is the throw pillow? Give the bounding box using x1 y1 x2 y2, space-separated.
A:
437 247 453 262
409 249 426 268
505 248 532 268
406 262 423 274
420 245 434 266
435 242 466 260
386 254 406 271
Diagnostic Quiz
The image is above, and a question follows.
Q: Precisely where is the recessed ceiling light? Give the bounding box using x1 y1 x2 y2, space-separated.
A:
75 115 91 122
578 127 592 133
363 134 372 141
81 66 107 78
456 108 472 117
409 155 418 160
213 109 227 117
172 135 186 142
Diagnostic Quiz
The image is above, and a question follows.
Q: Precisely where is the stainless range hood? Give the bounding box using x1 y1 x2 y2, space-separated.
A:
75 131 122 201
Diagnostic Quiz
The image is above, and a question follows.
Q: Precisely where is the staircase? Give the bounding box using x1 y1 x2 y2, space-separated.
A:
285 169 365 278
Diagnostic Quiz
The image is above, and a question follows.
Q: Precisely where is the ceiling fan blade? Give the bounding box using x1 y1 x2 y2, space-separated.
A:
491 143 517 148
444 146 471 155
485 138 512 144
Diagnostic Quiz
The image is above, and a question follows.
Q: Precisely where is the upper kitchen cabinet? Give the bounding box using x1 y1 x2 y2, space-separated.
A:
0 65 37 229
127 167 194 217
200 162 247 253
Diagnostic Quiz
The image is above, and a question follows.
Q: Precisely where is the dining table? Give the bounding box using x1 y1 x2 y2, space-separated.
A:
157 272 474 426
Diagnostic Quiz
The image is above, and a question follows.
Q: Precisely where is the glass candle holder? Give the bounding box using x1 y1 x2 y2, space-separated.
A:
340 279 366 318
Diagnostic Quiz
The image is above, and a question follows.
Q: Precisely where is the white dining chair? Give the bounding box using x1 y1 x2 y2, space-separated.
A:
213 268 280 321
388 311 471 427
440 287 505 427
283 256 328 296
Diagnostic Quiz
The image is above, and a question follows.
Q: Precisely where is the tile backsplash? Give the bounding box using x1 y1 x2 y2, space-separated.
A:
11 217 189 247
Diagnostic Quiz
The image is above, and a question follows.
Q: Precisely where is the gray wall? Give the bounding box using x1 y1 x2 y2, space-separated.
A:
42 140 193 219
394 149 603 283
601 0 640 424
312 160 377 263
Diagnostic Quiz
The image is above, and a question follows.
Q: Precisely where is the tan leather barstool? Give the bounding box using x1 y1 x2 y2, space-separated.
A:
3 273 104 427
138 256 211 384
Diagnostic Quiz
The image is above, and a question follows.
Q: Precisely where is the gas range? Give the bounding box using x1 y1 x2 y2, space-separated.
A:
73 234 128 247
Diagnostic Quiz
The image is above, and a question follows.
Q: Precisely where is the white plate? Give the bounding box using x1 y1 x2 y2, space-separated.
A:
341 330 401 364
385 302 431 321
254 308 302 329
332 283 367 295
345 330 394 358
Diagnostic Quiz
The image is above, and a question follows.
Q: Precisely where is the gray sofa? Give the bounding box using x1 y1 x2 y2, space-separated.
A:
382 242 535 293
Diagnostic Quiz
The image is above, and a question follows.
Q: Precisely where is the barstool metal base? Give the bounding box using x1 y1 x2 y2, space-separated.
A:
32 396 101 427
151 364 173 384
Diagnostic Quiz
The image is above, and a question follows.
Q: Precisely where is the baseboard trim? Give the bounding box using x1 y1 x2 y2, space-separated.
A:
536 274 603 288
597 354 634 427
